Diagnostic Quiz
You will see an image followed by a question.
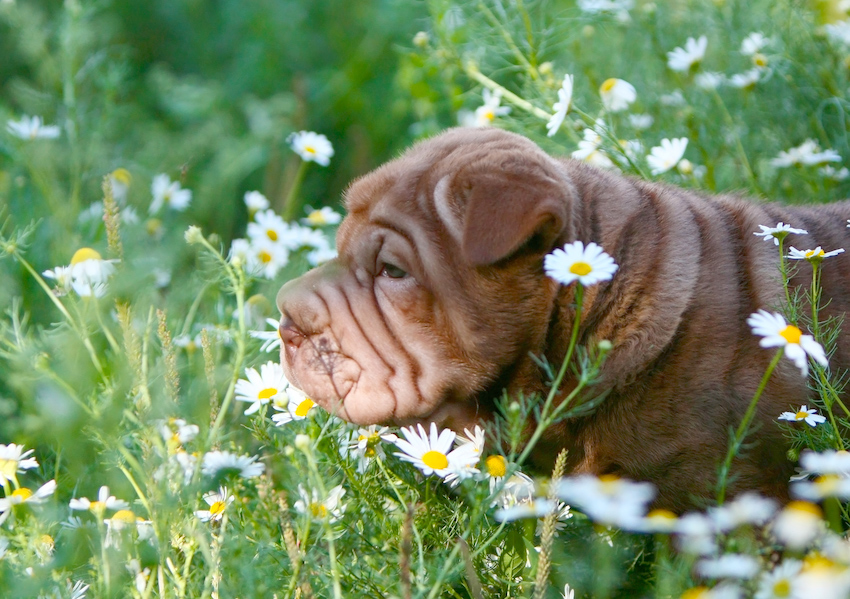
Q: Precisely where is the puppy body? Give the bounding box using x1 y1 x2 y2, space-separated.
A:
277 128 850 510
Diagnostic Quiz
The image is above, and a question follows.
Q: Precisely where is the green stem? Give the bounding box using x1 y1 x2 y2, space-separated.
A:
463 63 551 121
717 348 784 504
282 160 309 222
517 284 584 465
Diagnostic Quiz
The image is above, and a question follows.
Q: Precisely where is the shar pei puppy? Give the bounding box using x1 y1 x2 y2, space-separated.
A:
276 127 850 511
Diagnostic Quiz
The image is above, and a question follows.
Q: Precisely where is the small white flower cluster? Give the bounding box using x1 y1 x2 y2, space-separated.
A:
235 360 316 426
228 190 339 279
339 424 399 474
149 173 192 214
293 484 347 523
43 247 119 298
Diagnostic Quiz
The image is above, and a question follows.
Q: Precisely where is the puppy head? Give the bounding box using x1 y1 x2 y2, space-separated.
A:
276 128 578 428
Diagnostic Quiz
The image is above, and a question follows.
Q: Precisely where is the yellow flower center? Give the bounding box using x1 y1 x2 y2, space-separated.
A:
89 500 106 513
646 508 677 522
681 587 710 599
422 450 449 470
485 455 507 478
258 250 272 264
306 211 327 226
210 500 227 516
815 474 841 493
753 53 768 68
772 580 791 597
600 78 617 93
113 509 136 523
71 247 103 264
310 502 328 519
266 229 278 242
12 487 33 501
483 109 495 122
787 500 823 518
257 387 278 400
111 168 132 185
304 145 316 155
294 398 315 417
569 261 593 276
38 534 54 547
779 324 802 344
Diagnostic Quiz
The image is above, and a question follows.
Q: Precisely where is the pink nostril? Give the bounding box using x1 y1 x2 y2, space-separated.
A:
279 317 304 348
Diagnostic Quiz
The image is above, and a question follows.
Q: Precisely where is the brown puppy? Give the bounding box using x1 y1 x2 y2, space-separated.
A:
276 128 850 511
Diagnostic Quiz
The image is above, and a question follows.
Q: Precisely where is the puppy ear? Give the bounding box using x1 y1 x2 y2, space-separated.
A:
457 154 570 266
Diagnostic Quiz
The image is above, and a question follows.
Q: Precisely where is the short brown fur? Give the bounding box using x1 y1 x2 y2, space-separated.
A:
277 128 850 511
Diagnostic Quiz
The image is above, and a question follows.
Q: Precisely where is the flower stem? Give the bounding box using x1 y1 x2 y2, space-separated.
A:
282 160 309 223
716 347 784 504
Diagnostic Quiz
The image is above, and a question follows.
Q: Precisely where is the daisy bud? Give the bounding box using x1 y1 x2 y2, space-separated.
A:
294 434 311 452
413 31 429 48
677 159 694 175
184 225 204 245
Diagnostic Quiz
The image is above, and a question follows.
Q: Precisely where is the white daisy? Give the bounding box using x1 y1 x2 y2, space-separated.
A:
6 115 61 140
747 309 828 376
245 237 289 279
753 222 808 246
696 554 760 580
771 140 842 168
42 265 74 295
647 137 689 175
755 559 802 599
800 450 850 475
248 209 290 245
728 68 764 89
787 246 844 263
194 487 234 522
667 35 708 72
546 74 574 137
201 450 265 479
637 508 679 533
820 165 850 181
271 386 317 425
339 425 398 474
0 480 57 525
674 512 718 556
0 443 39 487
69 485 129 513
108 168 131 204
571 125 616 169
455 425 486 455
544 240 618 287
293 484 346 523
393 423 477 479
149 173 192 213
244 190 270 214
102 508 141 548
235 361 289 415
494 498 557 523
159 418 200 446
288 131 334 166
473 88 512 127
599 78 636 112
741 32 769 56
491 470 536 507
709 492 777 531
771 500 824 550
778 405 827 427
695 71 726 90
824 20 850 46
793 473 850 501
68 247 118 298
555 474 655 529
250 317 283 353
306 245 338 266
628 113 654 130
301 206 342 227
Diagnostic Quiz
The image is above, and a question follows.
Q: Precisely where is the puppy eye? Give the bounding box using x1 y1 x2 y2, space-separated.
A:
380 263 408 279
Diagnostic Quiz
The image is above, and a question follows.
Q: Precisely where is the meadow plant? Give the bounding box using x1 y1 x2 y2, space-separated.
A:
6 0 850 597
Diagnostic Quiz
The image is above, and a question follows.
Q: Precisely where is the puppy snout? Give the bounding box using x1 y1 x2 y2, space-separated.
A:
279 316 304 348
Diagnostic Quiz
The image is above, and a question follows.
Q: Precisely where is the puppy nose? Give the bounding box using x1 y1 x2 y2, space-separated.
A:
279 317 304 348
